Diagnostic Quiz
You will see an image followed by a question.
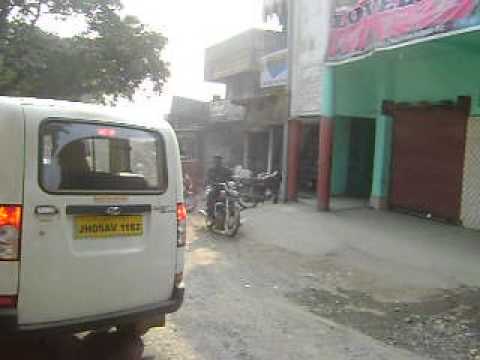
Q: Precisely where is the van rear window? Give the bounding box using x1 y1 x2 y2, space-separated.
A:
40 120 167 193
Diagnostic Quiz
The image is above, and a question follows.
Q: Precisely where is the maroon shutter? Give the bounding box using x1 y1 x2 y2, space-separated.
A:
390 104 467 221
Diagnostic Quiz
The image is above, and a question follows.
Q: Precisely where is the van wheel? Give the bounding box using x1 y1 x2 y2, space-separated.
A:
117 321 151 337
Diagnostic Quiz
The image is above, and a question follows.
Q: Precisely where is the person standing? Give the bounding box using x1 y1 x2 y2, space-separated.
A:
205 155 233 218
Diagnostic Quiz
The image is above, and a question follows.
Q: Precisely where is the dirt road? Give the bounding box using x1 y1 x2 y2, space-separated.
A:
4 211 477 359
144 215 426 360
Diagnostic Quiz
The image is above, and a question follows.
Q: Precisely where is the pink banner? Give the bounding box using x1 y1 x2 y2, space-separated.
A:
327 0 479 62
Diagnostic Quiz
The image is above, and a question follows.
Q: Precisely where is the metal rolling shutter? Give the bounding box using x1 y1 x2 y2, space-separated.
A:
390 104 467 221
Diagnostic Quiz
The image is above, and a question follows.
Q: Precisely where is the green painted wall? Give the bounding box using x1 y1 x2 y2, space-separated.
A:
331 31 480 200
371 115 393 199
321 66 336 117
334 31 480 118
335 32 480 117
334 59 378 118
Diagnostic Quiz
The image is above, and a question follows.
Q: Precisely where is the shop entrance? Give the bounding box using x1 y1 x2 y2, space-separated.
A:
299 123 319 194
248 131 269 173
346 118 376 198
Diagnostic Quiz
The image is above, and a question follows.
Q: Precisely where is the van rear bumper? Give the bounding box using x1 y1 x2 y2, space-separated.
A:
0 284 184 335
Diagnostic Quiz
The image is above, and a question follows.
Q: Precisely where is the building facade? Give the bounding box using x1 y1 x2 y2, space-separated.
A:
167 96 210 191
204 28 288 174
272 0 480 230
168 95 248 187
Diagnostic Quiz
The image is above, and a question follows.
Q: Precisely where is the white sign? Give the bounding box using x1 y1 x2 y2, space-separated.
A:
260 49 288 88
290 0 332 117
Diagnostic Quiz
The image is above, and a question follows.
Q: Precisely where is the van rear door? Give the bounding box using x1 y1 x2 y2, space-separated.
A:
18 111 177 325
0 102 24 300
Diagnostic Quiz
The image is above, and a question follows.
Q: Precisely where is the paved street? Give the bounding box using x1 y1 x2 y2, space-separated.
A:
3 204 480 359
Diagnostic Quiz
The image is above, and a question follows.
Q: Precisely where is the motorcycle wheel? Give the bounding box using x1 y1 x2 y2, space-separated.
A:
225 209 241 237
204 216 214 229
239 196 258 209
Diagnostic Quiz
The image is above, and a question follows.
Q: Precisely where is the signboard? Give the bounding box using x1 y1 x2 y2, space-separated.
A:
209 100 246 123
290 0 332 117
260 49 288 88
328 0 480 63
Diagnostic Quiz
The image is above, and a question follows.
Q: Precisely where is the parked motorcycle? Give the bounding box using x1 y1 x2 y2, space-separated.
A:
237 170 281 209
200 182 242 237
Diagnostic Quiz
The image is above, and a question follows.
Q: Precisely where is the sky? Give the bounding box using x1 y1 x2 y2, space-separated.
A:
39 0 266 118
108 0 265 117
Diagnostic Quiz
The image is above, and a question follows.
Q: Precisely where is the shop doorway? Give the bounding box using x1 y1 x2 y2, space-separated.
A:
299 123 319 194
346 118 376 198
271 126 284 172
248 131 269 173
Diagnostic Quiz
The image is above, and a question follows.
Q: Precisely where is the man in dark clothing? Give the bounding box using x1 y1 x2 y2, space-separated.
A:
206 155 233 218
206 155 233 185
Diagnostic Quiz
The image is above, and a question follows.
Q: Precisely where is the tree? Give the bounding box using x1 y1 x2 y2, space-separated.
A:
0 0 122 34
0 0 169 103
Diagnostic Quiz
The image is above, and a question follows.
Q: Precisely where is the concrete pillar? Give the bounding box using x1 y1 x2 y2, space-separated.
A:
287 120 303 201
243 132 250 169
316 64 336 211
370 58 394 210
267 128 275 173
280 122 289 202
317 117 334 211
370 114 393 209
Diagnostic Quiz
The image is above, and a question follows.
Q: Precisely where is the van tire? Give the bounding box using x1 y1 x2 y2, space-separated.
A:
117 321 151 337
118 313 166 337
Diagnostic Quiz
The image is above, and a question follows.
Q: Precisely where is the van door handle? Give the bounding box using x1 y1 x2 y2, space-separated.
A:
35 206 59 215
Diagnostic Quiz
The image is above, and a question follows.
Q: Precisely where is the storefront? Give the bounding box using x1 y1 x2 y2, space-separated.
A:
286 0 333 205
328 0 480 228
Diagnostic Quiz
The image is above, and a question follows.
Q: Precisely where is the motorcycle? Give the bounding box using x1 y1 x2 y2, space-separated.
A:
200 182 242 237
237 170 281 209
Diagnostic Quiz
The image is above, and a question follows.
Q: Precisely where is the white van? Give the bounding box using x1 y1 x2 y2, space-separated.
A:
0 97 185 335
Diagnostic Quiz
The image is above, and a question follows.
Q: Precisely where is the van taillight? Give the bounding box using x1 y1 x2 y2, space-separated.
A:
177 203 187 248
0 296 17 308
0 205 22 261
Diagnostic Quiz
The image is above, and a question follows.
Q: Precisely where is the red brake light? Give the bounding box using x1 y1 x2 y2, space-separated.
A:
0 206 21 230
97 128 116 137
0 205 22 261
177 203 187 248
0 295 16 308
177 203 187 222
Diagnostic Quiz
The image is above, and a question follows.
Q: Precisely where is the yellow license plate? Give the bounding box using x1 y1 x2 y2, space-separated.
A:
75 215 144 239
